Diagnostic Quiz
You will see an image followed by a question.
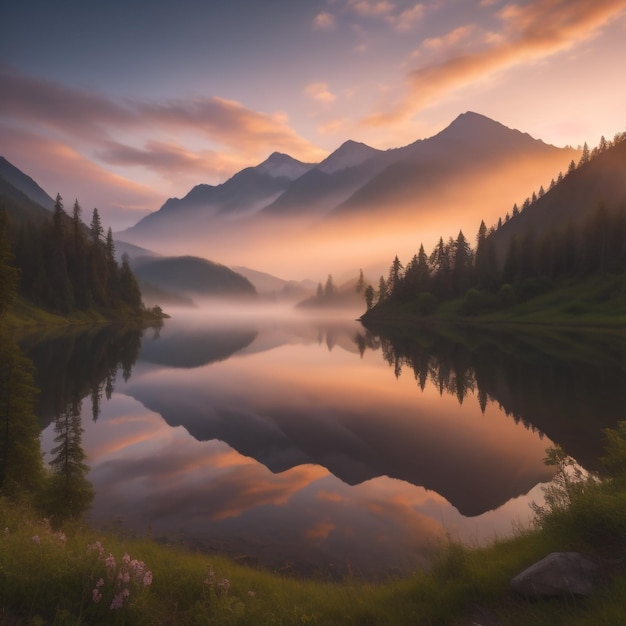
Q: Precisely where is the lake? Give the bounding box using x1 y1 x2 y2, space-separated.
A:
25 309 626 580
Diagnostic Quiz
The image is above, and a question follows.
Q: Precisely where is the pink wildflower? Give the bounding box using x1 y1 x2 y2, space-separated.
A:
88 541 104 557
122 552 130 564
143 570 153 586
105 553 116 571
92 588 102 604
110 593 124 610
56 532 67 543
31 535 40 545
96 578 105 588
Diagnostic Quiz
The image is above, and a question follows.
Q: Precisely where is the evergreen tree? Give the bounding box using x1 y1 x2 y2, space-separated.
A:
364 285 375 310
0 331 45 498
452 230 472 295
377 275 388 303
90 208 104 245
578 141 590 166
356 269 365 293
387 255 404 299
119 253 143 313
47 401 93 519
324 274 335 298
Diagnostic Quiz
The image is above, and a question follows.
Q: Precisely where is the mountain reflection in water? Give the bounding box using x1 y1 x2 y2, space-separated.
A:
33 311 626 579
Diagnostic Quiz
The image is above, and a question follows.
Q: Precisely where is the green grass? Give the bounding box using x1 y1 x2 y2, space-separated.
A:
3 428 626 625
364 275 626 329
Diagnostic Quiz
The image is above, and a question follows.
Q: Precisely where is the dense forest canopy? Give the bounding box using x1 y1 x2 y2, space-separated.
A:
0 193 162 319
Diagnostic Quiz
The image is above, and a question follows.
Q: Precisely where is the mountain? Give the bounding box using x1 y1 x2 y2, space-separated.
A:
117 112 580 278
132 255 257 300
0 156 54 226
0 156 54 211
260 140 389 216
123 152 315 237
332 112 572 216
489 137 626 259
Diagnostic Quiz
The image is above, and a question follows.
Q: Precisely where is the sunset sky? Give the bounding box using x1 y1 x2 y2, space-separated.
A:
2 0 626 229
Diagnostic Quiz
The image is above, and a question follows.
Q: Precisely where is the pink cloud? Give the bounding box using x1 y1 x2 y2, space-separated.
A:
363 0 626 126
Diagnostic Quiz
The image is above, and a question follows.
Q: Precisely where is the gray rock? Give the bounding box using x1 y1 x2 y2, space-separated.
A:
510 552 599 597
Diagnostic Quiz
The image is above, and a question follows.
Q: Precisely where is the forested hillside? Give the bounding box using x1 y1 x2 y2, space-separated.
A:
0 193 161 320
363 130 626 319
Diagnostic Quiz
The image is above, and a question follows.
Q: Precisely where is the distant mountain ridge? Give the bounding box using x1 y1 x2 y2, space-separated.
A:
121 112 578 251
125 152 316 232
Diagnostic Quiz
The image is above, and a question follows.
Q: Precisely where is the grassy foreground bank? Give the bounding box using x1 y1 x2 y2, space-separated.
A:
2 430 626 625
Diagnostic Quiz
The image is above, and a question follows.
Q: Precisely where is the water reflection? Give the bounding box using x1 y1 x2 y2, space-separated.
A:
359 322 626 471
31 313 626 578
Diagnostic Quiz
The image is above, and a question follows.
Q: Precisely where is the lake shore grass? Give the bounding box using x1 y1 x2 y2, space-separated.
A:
2 432 626 626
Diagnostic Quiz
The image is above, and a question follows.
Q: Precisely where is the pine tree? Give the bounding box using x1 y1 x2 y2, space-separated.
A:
356 269 365 293
578 142 590 166
0 331 45 497
377 275 388 303
387 255 404 299
119 252 143 313
324 274 335 298
47 401 93 518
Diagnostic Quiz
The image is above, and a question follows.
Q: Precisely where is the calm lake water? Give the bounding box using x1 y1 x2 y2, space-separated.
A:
25 309 626 579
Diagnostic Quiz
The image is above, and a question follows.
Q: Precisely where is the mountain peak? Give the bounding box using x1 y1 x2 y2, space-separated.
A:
255 152 315 180
317 140 380 175
434 111 541 147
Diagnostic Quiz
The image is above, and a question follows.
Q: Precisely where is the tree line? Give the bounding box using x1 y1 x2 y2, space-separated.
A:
1 194 150 317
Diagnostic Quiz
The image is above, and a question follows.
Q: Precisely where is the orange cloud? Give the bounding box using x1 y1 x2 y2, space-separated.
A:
304 82 337 104
364 0 626 126
422 24 475 50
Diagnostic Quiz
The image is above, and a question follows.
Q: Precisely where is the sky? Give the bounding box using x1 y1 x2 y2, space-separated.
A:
2 0 626 230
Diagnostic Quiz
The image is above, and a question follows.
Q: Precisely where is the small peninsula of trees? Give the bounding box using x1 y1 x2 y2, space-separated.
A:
1 194 162 319
365 131 626 318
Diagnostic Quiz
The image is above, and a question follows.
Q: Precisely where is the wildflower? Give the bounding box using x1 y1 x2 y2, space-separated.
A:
88 541 104 557
247 590 256 598
32 535 40 545
105 553 116 571
217 578 230 594
3 528 9 536
92 588 102 604
96 578 105 588
56 532 67 543
122 588 130 598
143 570 153 587
122 552 130 564
110 593 124 610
